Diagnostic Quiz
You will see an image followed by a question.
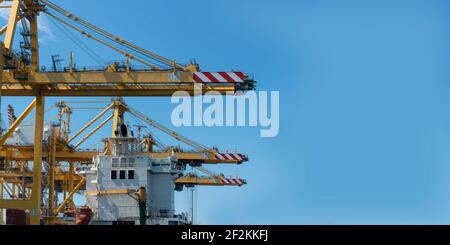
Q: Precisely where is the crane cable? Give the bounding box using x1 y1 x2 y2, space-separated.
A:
43 7 172 69
127 112 167 151
39 0 184 70
47 15 106 66
128 106 210 152
43 10 160 70
40 0 183 69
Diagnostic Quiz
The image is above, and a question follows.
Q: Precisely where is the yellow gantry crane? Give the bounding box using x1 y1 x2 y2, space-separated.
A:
0 0 254 225
65 98 249 187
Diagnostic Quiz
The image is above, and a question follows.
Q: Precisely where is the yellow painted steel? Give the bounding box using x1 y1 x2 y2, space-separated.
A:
0 172 83 182
0 84 237 97
67 103 114 144
47 131 57 224
0 179 3 224
0 148 97 162
4 0 20 49
25 0 39 71
0 16 22 35
55 178 85 215
112 105 120 138
175 175 246 187
74 114 113 148
0 99 37 146
150 151 244 164
68 162 74 208
85 189 135 196
29 95 44 225
3 70 196 84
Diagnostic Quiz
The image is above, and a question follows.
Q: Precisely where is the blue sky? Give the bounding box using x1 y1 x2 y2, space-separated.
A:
3 0 450 224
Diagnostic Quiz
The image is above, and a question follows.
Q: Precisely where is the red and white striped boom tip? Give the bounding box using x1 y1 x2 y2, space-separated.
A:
220 178 247 186
215 153 248 163
193 72 247 83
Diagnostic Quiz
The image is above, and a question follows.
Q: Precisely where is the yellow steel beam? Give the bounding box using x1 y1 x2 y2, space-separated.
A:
24 0 40 71
0 16 22 36
75 114 113 148
0 26 6 35
0 149 238 165
112 105 120 138
67 103 114 144
0 172 83 182
175 176 246 186
3 182 14 198
0 179 2 224
3 70 197 84
55 178 85 214
85 189 134 196
68 162 74 208
175 177 224 186
47 131 57 224
149 151 244 164
0 149 97 162
0 199 34 210
0 181 34 211
0 98 37 146
1 183 15 199
0 84 236 96
29 95 44 225
0 42 3 84
28 9 39 71
4 0 20 49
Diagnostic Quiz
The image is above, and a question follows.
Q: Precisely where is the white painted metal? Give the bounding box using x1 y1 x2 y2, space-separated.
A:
85 137 190 225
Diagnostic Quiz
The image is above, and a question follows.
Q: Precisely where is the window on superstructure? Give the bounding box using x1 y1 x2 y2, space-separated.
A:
112 158 119 167
120 158 127 167
129 157 135 167
111 170 117 180
128 170 135 180
119 170 126 180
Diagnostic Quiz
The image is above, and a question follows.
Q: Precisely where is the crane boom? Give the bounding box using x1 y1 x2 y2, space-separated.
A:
175 173 247 187
0 0 255 97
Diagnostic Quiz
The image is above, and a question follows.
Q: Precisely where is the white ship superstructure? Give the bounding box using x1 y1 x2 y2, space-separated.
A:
85 137 189 225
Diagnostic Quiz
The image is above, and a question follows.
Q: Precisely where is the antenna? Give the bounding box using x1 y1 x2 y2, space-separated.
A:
133 124 148 141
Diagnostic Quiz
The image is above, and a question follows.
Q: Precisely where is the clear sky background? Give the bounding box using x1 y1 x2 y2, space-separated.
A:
2 0 450 224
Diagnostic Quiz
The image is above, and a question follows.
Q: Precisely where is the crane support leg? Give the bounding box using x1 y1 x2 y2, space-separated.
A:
0 179 3 224
68 161 74 208
29 12 39 71
47 130 57 224
29 95 44 225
